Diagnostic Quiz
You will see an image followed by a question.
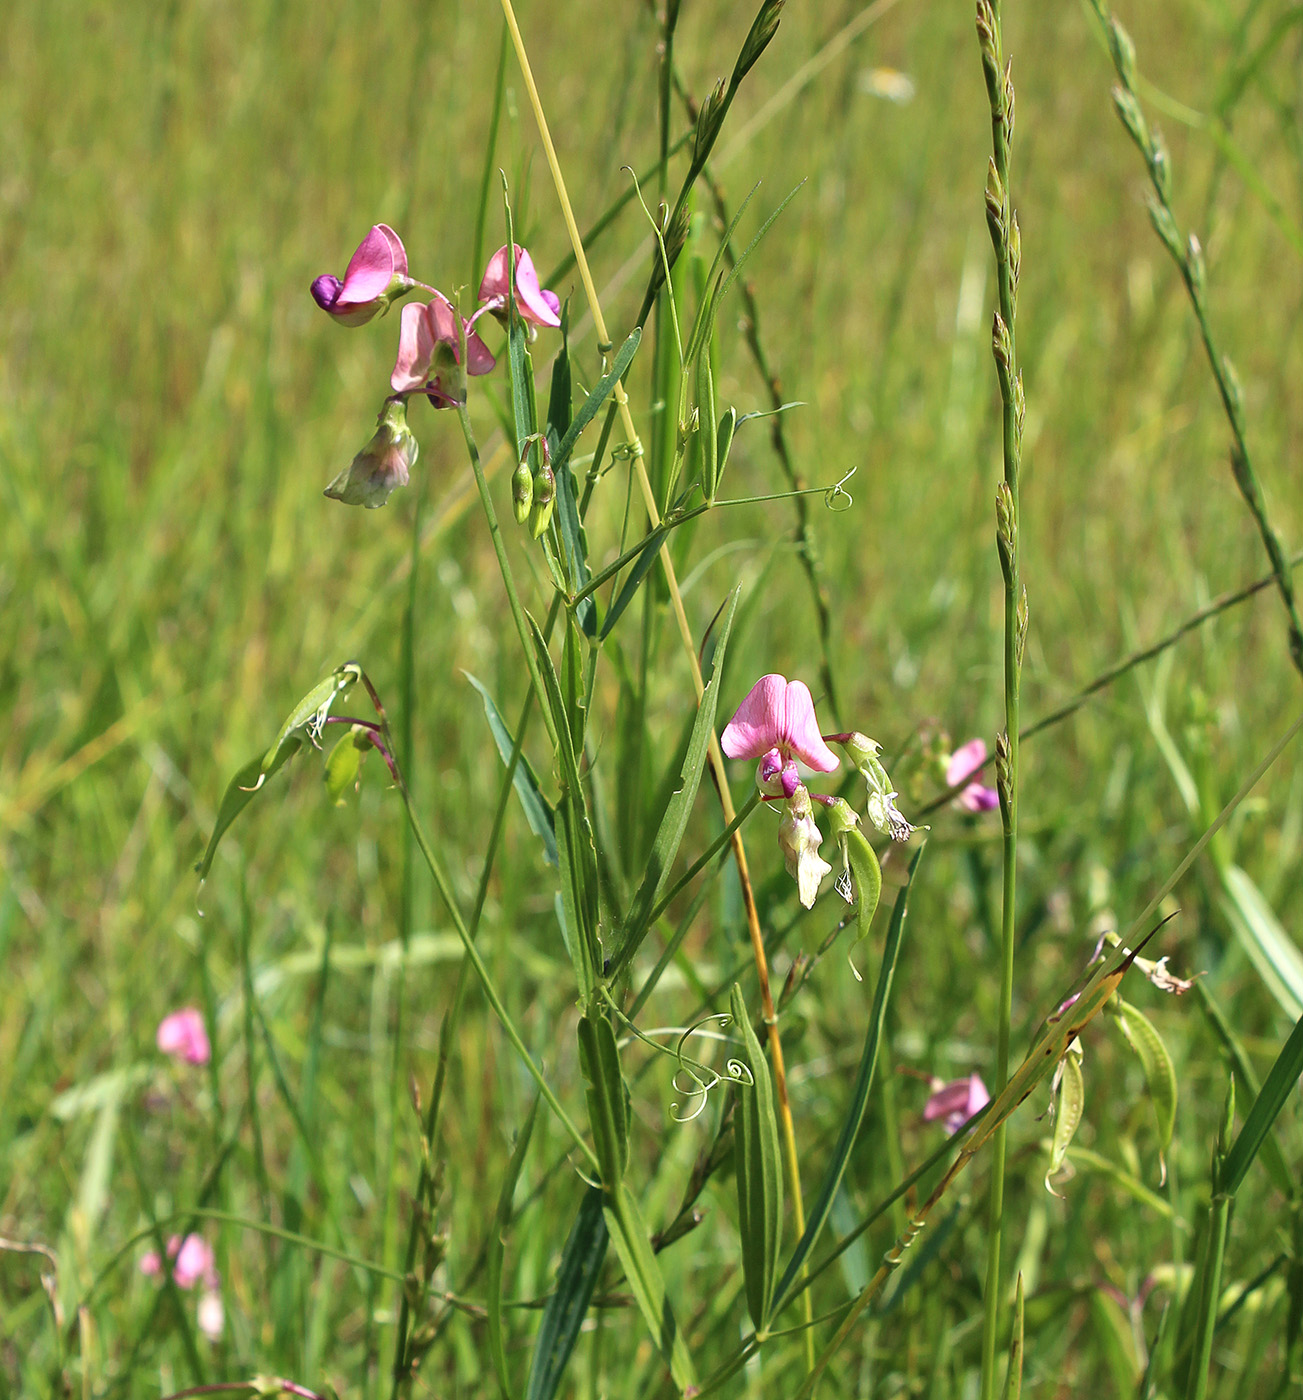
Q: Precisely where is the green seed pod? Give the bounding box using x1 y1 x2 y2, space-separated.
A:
529 465 556 539
512 459 533 525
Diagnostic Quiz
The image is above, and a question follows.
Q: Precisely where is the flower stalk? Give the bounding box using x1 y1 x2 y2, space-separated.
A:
497 0 815 1357
974 2 1026 1395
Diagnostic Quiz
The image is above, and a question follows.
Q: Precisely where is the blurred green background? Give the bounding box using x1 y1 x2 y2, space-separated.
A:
3 0 1302 1393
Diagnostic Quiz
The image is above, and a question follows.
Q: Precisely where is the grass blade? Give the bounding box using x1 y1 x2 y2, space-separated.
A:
551 329 643 474
489 1097 540 1399
1220 1010 1303 1198
525 1188 609 1400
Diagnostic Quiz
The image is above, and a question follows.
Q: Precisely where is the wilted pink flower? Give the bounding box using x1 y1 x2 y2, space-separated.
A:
311 224 411 326
391 295 495 408
722 675 840 784
157 1007 210 1066
945 738 999 813
923 1073 990 1134
478 244 562 329
777 785 832 909
324 398 419 509
139 1234 217 1291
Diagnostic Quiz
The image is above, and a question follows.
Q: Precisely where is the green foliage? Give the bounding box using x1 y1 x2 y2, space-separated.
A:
6 0 1303 1395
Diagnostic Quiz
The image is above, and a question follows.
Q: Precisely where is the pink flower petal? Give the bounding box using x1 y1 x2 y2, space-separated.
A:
337 225 401 309
391 302 436 393
139 1251 162 1277
958 782 999 814
778 680 840 773
945 738 987 789
511 247 562 327
721 674 788 760
478 245 561 328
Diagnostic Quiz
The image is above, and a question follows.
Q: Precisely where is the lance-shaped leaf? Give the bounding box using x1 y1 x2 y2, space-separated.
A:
1113 997 1177 1162
465 672 557 866
550 328 643 475
770 841 922 1321
488 1097 539 1399
603 1182 697 1390
1220 1009 1303 1197
525 1188 609 1400
577 1014 629 1187
196 662 362 879
612 589 739 973
729 984 782 1333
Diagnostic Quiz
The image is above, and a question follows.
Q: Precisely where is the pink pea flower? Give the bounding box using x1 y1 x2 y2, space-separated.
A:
721 675 840 791
311 224 411 326
139 1234 217 1291
923 1073 990 1134
945 738 999 813
478 244 562 329
391 295 496 408
156 1007 210 1066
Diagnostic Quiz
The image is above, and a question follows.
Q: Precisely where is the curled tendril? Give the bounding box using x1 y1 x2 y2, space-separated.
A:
823 464 857 512
666 1014 757 1121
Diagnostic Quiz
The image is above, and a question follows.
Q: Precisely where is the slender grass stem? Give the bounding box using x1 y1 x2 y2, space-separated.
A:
1087 0 1303 680
974 4 1024 1395
498 0 816 1364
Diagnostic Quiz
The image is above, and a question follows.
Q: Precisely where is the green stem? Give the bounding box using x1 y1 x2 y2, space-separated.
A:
976 2 1023 1395
396 779 596 1174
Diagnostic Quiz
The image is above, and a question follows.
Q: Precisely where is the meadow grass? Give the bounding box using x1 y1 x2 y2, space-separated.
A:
2 0 1303 1395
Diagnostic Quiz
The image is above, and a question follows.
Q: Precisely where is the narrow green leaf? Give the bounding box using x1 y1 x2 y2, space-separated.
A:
196 663 363 878
598 525 670 642
1196 982 1295 1198
1046 1044 1085 1196
696 352 718 501
488 1098 540 1400
507 314 539 464
195 740 302 880
577 1014 628 1186
561 613 587 756
713 406 736 502
770 842 924 1320
525 1187 609 1400
464 671 557 867
1220 1010 1303 1197
603 1182 697 1390
1219 863 1303 1019
1114 998 1177 1156
527 614 582 800
551 328 643 474
1002 1273 1024 1400
612 589 739 972
729 984 782 1334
